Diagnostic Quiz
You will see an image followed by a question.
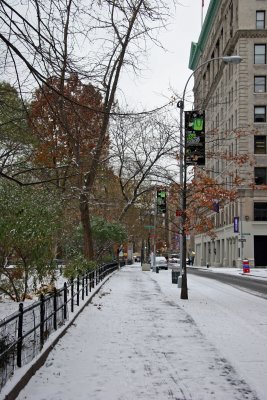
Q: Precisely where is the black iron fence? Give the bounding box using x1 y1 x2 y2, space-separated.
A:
0 262 118 392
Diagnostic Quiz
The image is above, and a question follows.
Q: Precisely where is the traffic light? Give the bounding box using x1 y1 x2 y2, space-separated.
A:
157 189 167 214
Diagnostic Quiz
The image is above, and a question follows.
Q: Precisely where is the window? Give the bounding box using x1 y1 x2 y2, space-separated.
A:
254 203 267 220
254 76 266 93
254 106 266 122
256 11 265 29
255 167 267 185
254 44 266 64
255 136 267 154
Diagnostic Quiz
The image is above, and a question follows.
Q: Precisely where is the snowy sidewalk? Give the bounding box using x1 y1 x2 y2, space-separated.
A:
7 264 267 400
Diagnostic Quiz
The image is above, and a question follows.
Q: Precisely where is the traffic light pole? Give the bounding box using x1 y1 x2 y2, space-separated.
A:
177 55 242 300
177 100 188 299
152 188 167 271
153 191 157 270
178 101 184 289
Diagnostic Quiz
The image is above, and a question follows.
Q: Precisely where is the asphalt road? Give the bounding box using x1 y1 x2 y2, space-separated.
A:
187 267 267 300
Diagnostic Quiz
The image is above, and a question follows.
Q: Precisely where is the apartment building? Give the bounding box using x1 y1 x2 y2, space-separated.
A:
189 0 267 267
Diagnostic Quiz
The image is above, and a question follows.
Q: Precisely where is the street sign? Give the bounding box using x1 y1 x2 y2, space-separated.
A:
144 225 154 229
241 233 251 236
238 239 246 242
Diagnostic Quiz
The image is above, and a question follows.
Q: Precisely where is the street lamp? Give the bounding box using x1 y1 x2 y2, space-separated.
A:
177 55 242 300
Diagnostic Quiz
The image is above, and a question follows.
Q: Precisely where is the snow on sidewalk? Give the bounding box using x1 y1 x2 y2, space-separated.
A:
12 264 267 400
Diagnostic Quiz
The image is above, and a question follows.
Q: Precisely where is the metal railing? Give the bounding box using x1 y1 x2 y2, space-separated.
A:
0 262 118 392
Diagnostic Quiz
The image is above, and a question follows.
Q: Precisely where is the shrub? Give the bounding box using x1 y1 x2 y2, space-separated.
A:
63 254 96 279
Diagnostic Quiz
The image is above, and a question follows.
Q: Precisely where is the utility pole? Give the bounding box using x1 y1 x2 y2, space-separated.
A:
152 191 157 270
177 55 242 300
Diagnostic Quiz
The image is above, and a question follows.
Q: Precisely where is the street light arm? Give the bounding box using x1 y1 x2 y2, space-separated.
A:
181 55 242 106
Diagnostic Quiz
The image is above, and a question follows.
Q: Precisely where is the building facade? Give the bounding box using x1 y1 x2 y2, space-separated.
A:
189 0 267 267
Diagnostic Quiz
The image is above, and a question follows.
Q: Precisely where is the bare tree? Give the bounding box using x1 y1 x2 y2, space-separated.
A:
0 0 176 259
108 109 179 221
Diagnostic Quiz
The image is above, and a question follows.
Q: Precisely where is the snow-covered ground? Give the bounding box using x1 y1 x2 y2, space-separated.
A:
0 271 67 320
1 266 265 321
2 263 266 400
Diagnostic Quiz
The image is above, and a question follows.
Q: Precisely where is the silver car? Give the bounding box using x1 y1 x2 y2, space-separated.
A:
168 257 180 269
154 256 168 270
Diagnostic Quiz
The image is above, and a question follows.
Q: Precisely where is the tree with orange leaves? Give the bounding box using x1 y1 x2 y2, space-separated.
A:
166 148 253 270
30 73 104 187
29 73 105 260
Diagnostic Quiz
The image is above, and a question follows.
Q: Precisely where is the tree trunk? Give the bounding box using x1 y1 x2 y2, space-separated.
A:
79 192 94 260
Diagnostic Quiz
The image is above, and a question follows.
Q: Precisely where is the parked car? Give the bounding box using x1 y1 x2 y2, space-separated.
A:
154 256 168 270
168 258 180 269
170 253 180 260
133 253 141 262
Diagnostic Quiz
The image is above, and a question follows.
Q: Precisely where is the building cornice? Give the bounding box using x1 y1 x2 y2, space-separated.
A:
189 0 220 70
189 0 267 71
238 29 267 39
224 29 267 55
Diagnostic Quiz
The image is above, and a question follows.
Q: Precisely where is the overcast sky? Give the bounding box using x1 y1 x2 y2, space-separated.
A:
119 0 211 110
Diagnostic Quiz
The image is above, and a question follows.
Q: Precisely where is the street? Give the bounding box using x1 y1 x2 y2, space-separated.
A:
188 267 267 299
4 264 265 400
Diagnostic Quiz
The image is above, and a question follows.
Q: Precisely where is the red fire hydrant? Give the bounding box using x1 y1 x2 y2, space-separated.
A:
242 259 250 273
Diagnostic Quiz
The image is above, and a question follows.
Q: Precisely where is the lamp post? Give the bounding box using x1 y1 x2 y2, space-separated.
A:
177 55 242 300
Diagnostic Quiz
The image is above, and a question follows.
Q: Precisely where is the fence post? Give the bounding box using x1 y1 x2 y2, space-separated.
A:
63 283 68 320
71 278 74 312
40 294 45 349
91 271 94 289
53 288 57 331
82 276 84 301
17 303 23 368
85 272 88 297
77 276 80 306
